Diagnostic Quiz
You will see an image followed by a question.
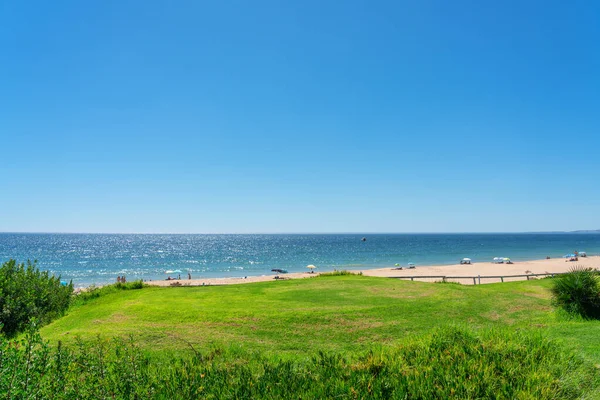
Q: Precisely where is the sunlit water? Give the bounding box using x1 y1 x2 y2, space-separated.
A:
0 233 598 287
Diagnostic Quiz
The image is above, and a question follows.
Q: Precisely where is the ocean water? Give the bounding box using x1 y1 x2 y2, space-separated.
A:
0 233 598 287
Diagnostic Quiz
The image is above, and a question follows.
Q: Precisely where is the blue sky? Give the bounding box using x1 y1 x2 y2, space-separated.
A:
1 0 599 233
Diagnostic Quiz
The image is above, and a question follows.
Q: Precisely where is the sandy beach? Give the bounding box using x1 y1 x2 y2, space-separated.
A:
145 256 600 287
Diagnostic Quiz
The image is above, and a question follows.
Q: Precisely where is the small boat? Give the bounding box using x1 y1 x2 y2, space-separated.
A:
361 237 367 242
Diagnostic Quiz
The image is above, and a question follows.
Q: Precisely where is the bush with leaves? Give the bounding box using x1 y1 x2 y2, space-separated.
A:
0 259 73 337
1 325 599 399
550 266 600 318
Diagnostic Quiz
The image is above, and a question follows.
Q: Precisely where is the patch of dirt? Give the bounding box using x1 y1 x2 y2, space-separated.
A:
93 313 130 324
507 305 525 313
521 291 550 300
481 311 501 321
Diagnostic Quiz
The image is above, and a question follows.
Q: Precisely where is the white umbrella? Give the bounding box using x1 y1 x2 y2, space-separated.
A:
306 264 316 270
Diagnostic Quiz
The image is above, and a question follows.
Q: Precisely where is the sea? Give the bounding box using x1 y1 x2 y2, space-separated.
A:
0 233 598 287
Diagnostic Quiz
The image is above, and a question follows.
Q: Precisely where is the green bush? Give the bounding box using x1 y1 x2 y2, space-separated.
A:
550 267 600 318
74 280 146 305
319 270 362 277
0 260 73 337
1 326 598 399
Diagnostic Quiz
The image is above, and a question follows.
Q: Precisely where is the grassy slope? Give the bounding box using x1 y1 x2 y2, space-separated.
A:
41 275 600 362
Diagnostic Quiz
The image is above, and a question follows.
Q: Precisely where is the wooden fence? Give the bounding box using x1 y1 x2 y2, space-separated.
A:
389 272 563 285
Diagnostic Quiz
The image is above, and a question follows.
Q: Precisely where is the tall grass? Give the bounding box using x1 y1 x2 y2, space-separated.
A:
550 267 600 318
1 326 597 399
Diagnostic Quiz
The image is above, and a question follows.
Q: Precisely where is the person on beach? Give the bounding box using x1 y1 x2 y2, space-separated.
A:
188 272 191 280
117 276 121 283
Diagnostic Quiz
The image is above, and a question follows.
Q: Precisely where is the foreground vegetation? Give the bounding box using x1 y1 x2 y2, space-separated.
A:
551 266 600 318
1 270 596 398
0 260 72 337
3 325 598 399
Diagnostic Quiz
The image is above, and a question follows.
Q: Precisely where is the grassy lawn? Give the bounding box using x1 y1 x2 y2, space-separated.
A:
40 274 600 363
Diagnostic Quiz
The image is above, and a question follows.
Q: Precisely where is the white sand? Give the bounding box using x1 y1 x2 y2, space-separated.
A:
145 256 599 287
146 272 320 287
360 256 600 284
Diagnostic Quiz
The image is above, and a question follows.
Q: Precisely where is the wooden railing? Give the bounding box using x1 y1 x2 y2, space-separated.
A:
389 272 563 284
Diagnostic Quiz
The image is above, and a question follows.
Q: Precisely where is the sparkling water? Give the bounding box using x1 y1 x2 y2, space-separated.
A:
0 233 598 287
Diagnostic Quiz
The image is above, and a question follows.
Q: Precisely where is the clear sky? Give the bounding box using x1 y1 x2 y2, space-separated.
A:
1 0 599 233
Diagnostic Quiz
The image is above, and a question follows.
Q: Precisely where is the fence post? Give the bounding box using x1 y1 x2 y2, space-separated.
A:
411 277 414 281
442 276 446 282
526 275 530 280
501 277 504 283
478 275 481 285
472 277 476 285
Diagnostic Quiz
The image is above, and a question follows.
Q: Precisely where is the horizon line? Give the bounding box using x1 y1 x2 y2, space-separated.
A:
1 230 598 235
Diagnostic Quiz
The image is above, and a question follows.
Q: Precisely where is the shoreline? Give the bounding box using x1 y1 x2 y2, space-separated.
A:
144 256 600 287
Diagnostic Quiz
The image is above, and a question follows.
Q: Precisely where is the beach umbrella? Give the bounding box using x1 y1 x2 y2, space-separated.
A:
306 265 316 271
503 258 511 262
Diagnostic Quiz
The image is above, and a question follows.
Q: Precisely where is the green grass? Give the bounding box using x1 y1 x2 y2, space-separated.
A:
40 275 600 364
6 325 599 399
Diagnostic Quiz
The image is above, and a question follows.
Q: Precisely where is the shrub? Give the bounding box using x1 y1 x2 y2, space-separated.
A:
74 280 146 305
1 326 598 399
319 270 362 277
550 267 600 318
0 260 73 337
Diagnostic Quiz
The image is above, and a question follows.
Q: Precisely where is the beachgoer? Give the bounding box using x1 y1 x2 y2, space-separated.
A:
117 276 121 283
178 274 181 280
188 272 191 280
